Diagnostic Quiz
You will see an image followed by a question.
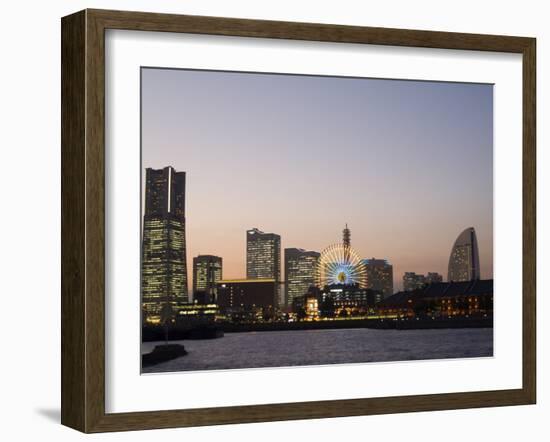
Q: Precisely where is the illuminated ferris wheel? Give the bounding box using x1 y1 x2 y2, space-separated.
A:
316 243 367 288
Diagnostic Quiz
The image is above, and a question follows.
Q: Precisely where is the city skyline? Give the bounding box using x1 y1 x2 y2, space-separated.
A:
141 167 484 297
142 68 493 291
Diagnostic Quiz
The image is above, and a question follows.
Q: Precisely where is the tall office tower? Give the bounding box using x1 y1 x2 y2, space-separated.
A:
285 248 320 307
192 255 223 302
426 272 443 284
246 228 281 280
141 166 189 321
403 272 426 292
448 227 480 282
363 258 394 298
247 228 281 307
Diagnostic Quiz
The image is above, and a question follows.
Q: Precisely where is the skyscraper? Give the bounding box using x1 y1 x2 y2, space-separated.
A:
363 258 393 298
403 272 426 292
192 255 222 302
141 166 189 321
448 227 480 282
284 248 320 307
246 228 281 281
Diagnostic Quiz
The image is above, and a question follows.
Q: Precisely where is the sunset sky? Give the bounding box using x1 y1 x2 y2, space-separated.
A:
141 68 493 292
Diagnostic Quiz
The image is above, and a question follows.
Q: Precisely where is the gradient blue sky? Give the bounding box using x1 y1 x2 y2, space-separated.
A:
142 68 493 291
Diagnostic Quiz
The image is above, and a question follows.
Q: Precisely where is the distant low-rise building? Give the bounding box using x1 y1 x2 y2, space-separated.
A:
425 272 443 284
403 272 426 292
376 279 493 319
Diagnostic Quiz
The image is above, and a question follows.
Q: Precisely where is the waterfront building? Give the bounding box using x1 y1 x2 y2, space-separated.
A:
293 284 382 318
284 248 320 308
448 227 480 282
363 258 393 298
403 272 426 292
173 303 220 331
216 279 277 311
304 295 320 321
376 279 493 319
426 272 443 284
320 284 383 317
141 166 188 322
176 303 219 320
192 255 222 302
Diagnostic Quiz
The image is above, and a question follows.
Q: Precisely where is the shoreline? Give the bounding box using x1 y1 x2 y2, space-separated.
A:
142 316 493 341
222 317 493 333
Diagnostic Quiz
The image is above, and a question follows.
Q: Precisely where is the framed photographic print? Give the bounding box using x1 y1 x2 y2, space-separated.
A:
61 9 536 433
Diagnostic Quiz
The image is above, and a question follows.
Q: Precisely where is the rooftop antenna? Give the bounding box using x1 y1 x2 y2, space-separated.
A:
343 223 351 248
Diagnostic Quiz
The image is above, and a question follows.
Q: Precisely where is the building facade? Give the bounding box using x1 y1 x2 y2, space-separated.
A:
363 258 393 298
141 166 189 322
322 284 383 317
218 278 278 313
426 272 443 284
284 248 320 308
176 303 219 322
376 279 493 319
246 228 281 280
293 284 383 319
403 272 426 292
448 227 481 282
192 255 222 302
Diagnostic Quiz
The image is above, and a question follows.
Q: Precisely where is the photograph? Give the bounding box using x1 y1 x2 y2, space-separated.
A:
139 67 494 373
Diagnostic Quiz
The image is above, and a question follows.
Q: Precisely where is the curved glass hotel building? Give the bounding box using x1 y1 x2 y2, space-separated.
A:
448 227 480 282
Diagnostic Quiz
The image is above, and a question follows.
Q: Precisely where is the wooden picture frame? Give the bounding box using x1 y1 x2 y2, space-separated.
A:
61 8 536 433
